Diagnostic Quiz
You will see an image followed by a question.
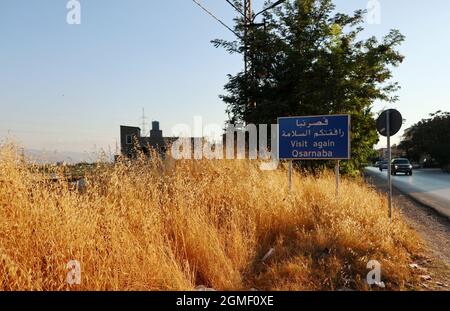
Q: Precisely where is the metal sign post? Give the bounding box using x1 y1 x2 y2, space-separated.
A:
387 110 392 220
376 109 402 221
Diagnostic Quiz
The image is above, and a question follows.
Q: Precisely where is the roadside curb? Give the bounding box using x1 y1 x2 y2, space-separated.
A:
364 169 450 221
400 189 450 221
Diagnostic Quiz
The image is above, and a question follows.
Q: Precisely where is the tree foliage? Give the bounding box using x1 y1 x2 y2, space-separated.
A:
213 0 405 175
399 111 450 170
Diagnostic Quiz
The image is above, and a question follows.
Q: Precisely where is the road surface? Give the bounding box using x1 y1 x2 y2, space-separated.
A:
365 167 450 219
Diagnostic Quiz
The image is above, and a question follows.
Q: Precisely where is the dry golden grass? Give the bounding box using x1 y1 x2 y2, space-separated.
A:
0 143 422 291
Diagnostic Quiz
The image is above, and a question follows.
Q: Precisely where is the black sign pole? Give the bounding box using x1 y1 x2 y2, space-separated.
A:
387 110 392 220
376 109 402 221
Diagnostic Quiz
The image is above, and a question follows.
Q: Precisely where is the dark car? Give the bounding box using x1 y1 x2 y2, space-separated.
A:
391 158 413 176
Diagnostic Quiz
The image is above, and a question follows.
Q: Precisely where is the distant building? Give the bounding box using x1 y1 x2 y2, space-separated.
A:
120 121 260 160
120 121 177 158
377 145 405 160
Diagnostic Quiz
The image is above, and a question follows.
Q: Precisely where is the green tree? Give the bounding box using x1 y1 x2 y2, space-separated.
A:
399 111 450 171
214 0 405 175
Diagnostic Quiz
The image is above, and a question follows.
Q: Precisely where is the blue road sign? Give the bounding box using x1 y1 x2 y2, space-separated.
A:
278 115 351 160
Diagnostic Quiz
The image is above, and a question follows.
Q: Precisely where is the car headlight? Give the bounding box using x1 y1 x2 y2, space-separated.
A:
409 165 413 169
395 165 399 169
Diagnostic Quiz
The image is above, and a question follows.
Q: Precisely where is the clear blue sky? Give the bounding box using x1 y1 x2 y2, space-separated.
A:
0 0 449 156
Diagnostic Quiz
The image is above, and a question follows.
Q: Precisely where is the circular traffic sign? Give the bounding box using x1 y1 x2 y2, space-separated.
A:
376 109 403 137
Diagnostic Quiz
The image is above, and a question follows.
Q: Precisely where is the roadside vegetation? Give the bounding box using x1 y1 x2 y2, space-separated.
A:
0 143 423 290
215 0 405 176
399 111 450 173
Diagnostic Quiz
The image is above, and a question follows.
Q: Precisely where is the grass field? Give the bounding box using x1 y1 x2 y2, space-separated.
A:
0 143 422 290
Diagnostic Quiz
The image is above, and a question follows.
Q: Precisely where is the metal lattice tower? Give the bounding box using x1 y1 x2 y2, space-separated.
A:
141 107 148 137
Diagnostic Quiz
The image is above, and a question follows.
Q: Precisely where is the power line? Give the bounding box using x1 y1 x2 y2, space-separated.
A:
253 0 287 20
191 0 242 39
224 0 246 19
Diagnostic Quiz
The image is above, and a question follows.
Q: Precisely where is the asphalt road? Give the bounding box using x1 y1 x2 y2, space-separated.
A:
365 167 450 219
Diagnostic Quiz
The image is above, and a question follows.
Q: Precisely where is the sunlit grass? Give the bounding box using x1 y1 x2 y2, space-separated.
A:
0 142 422 290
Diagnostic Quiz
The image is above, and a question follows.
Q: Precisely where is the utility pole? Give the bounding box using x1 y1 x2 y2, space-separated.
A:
243 0 256 112
243 0 285 110
195 0 286 111
244 0 252 20
243 0 252 75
